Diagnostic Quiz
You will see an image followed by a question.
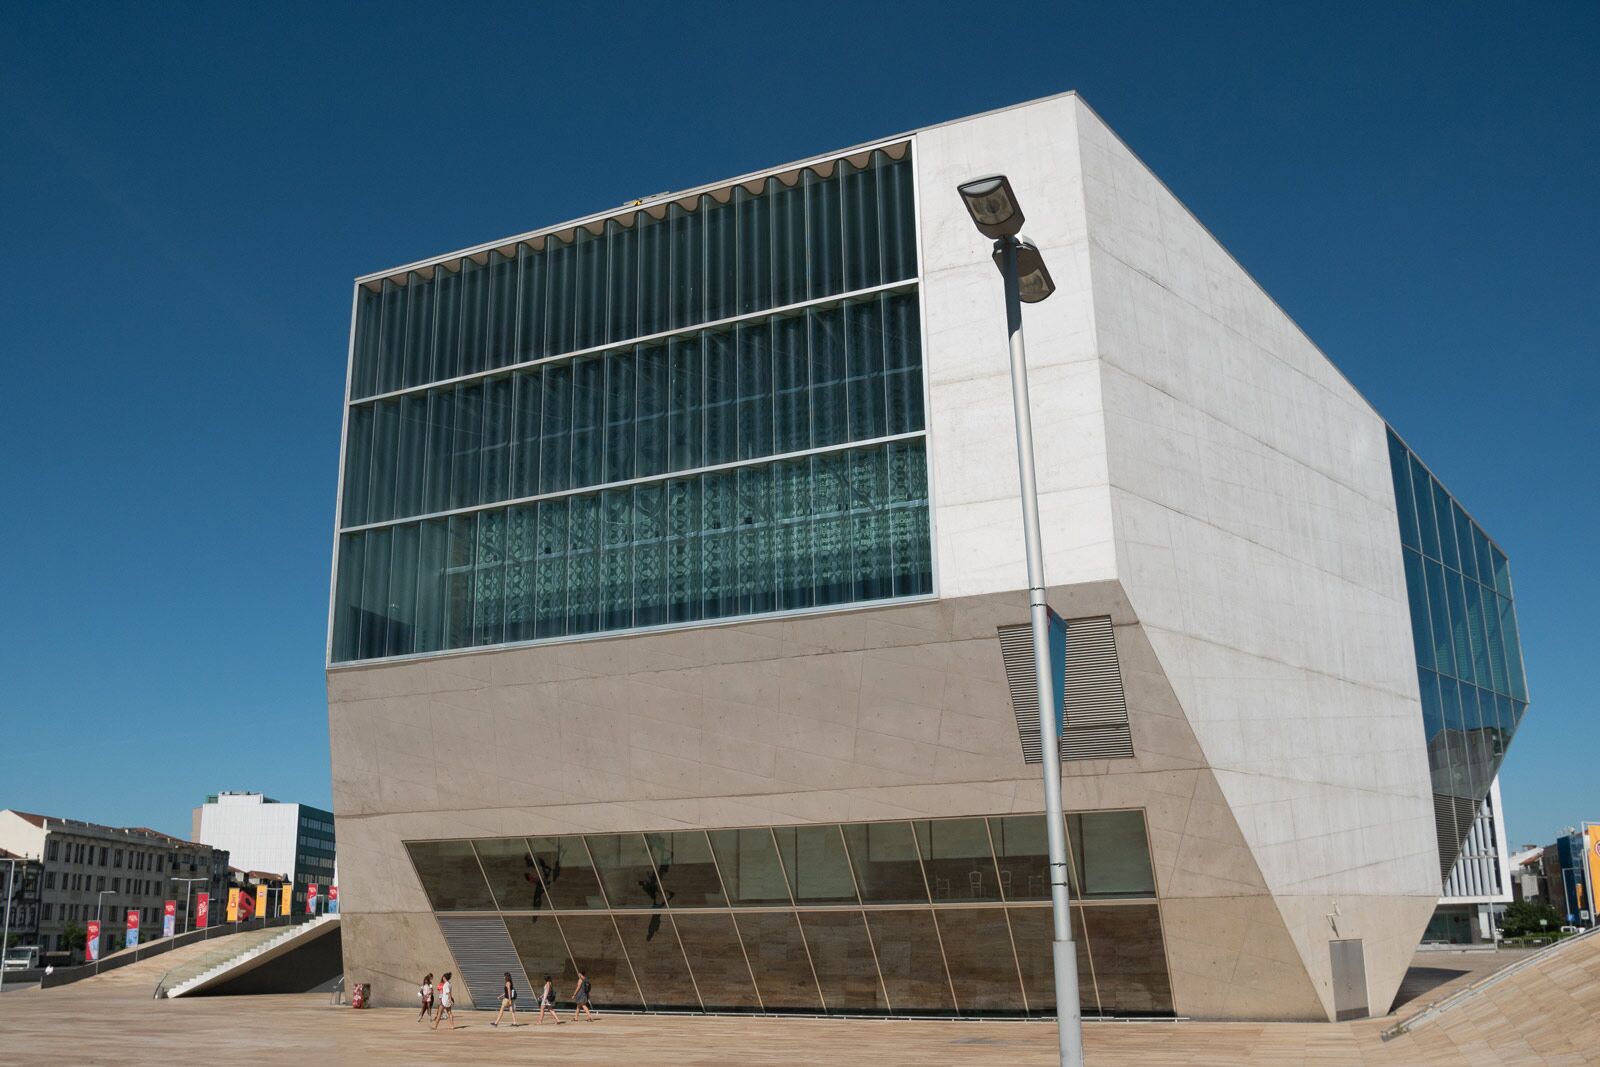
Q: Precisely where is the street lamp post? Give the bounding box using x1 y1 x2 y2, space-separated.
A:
957 173 1082 1067
171 877 206 934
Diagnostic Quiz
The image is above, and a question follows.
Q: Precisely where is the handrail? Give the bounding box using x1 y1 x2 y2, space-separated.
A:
331 974 346 1006
42 913 317 990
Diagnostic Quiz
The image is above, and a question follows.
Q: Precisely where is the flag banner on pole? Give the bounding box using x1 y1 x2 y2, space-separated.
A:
280 884 291 917
226 887 240 922
307 883 319 915
256 885 268 921
86 920 101 961
196 892 210 928
162 900 176 938
329 884 339 914
125 909 140 948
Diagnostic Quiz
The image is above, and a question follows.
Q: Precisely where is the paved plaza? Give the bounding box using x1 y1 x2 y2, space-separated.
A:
2 935 1598 1066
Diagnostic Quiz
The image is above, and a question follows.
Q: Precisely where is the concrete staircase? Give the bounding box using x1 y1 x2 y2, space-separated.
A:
162 915 339 998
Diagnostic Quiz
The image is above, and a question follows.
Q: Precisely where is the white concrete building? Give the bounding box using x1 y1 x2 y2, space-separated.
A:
325 92 1530 1021
191 793 336 914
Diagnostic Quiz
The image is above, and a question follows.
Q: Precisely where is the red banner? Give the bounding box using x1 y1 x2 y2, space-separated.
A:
163 900 176 938
238 887 256 921
85 920 101 961
125 908 141 947
196 892 210 928
307 883 319 914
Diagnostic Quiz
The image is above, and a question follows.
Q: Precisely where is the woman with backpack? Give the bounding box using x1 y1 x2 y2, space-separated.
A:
491 971 518 1027
536 974 564 1025
571 968 596 1021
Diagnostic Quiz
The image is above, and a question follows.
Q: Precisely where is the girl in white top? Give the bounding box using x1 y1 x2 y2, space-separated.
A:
416 972 434 1022
431 972 456 1030
536 974 565 1025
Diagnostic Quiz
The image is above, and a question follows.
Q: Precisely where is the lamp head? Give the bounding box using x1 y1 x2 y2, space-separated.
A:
957 174 1025 239
993 235 1056 303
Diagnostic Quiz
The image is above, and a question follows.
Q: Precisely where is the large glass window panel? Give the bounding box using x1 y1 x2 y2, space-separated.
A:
472 510 505 647
505 915 573 996
773 825 858 905
915 819 1001 903
703 328 738 466
473 838 547 912
526 836 607 910
395 394 428 520
566 494 601 634
614 912 701 1010
1081 905 1174 1015
1440 681 1472 797
458 256 489 377
341 404 373 526
845 298 887 442
357 527 391 660
1386 432 1420 551
645 830 727 908
735 465 775 617
351 285 381 400
801 911 888 1014
432 264 462 383
735 321 774 461
704 193 737 323
1499 596 1527 701
376 277 406 394
414 519 447 654
422 389 454 514
863 908 954 1015
883 291 924 435
488 249 518 368
505 505 537 643
812 453 852 606
850 448 891 603
569 356 604 489
841 156 882 293
667 336 702 472
402 270 436 390
1491 546 1513 598
1411 459 1440 559
587 834 665 910
671 913 761 1011
406 840 495 911
1402 550 1434 671
1071 811 1157 899
664 478 702 624
480 376 513 507
770 175 807 308
699 470 739 620
386 523 418 657
841 821 928 905
736 910 821 1012
889 442 932 596
1418 670 1451 795
633 484 668 628
368 399 399 523
880 151 918 283
606 218 637 344
809 305 848 448
1463 579 1492 689
511 369 542 499
572 227 606 352
600 488 633 631
1446 572 1473 683
449 385 483 509
557 913 644 1010
708 828 792 906
805 166 843 299
545 234 575 357
668 201 702 331
1008 906 1098 1016
516 241 547 363
735 184 772 316
773 457 816 611
988 814 1056 902
1471 524 1495 590
603 350 637 484
533 499 568 638
635 345 669 478
636 211 670 337
931 908 1024 1015
772 312 810 454
331 534 364 663
1424 559 1455 677
1432 480 1460 571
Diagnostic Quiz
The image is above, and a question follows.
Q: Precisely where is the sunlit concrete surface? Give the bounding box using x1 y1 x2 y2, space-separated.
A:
3 935 1598 1065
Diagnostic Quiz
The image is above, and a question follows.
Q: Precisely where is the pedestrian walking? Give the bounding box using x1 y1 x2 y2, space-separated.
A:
492 971 518 1027
536 974 564 1025
416 972 434 1022
571 968 596 1021
432 972 456 1030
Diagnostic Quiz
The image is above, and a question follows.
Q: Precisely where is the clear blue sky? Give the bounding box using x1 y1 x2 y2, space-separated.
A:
1 3 1594 850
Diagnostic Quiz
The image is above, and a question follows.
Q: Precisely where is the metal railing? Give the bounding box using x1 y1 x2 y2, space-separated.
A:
39 913 316 991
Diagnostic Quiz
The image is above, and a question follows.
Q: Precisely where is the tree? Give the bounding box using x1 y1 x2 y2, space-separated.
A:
1500 900 1561 938
61 921 87 955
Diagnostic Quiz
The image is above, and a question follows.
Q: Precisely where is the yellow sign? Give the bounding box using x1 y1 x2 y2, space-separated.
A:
280 884 292 917
226 887 240 922
256 885 268 920
1585 825 1600 918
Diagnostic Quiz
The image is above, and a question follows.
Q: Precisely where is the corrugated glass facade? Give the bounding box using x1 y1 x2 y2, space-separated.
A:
407 811 1173 1018
1387 429 1529 815
331 146 930 663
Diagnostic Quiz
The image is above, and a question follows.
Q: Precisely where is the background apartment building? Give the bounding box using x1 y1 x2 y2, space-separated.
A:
192 792 336 914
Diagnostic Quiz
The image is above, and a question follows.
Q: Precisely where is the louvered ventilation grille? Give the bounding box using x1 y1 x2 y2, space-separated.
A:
436 915 533 1009
998 615 1133 763
1433 793 1482 884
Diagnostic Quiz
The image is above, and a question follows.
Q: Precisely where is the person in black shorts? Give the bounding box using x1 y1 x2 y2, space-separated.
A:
571 968 596 1020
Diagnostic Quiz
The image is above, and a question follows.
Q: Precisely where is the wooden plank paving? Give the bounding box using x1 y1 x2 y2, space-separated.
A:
2 936 1596 1065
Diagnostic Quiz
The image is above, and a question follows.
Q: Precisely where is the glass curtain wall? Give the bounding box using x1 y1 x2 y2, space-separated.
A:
1386 428 1529 809
406 810 1174 1019
333 147 927 664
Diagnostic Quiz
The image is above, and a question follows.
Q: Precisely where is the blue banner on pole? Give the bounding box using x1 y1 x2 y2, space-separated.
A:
1047 607 1067 734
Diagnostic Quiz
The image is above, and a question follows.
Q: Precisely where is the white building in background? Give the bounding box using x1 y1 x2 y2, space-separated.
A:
191 792 336 914
1426 777 1513 945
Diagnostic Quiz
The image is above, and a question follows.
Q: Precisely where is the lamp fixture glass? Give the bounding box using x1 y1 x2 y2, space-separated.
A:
957 174 1025 238
993 236 1056 303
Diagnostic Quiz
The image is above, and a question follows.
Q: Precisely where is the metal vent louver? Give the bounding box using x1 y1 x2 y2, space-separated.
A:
1433 793 1482 885
997 615 1133 763
436 915 533 1009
